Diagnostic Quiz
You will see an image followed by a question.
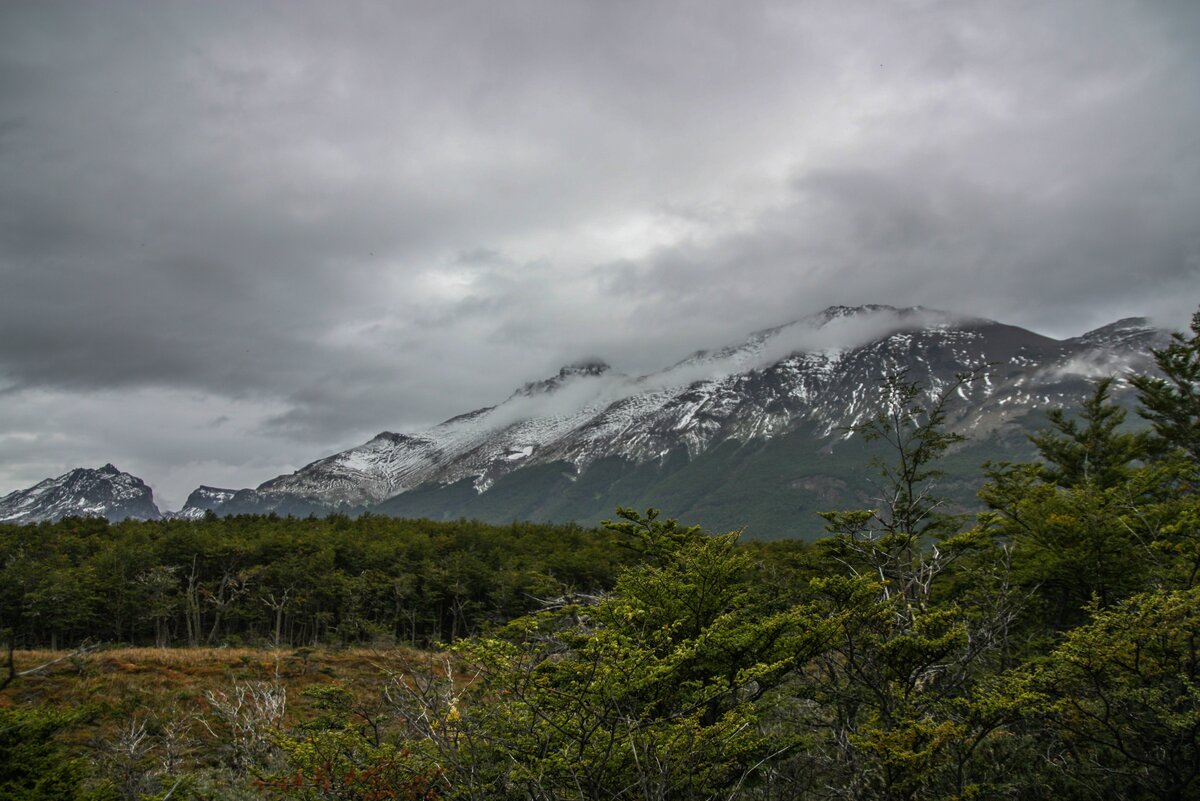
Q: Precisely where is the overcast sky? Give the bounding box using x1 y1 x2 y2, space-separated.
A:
2 1 1198 509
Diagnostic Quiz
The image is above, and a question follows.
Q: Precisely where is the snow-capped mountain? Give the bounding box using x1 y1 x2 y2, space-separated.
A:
170 486 239 520
0 464 161 524
175 305 1169 532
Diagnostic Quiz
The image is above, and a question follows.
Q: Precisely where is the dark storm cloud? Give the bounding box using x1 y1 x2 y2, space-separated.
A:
1 0 1198 506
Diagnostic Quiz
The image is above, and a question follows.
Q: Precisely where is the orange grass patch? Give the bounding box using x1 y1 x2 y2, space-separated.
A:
1 645 446 755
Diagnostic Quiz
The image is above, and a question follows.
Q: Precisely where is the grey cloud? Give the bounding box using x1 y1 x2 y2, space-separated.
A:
1 0 1198 503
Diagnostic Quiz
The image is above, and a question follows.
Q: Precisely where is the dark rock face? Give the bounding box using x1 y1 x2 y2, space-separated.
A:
0 464 161 523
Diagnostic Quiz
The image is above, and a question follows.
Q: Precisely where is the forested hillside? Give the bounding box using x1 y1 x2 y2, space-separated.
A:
2 310 1199 800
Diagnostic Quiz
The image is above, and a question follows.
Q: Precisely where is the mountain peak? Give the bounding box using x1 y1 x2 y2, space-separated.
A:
1070 317 1165 349
0 465 161 524
1079 317 1153 336
370 431 423 445
513 360 613 398
558 360 610 378
804 304 968 329
812 303 899 321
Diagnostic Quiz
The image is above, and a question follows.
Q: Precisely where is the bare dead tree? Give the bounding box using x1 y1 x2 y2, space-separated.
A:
200 681 287 773
0 635 99 691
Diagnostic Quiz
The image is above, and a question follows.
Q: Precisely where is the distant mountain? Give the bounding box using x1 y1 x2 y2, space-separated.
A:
176 305 1169 537
0 464 161 524
170 486 238 520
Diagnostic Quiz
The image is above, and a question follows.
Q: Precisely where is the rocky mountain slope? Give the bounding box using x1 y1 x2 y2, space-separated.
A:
173 305 1168 535
0 464 161 523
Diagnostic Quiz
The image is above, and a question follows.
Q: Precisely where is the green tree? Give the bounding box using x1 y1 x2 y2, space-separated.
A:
1026 587 1200 800
1029 378 1150 489
982 380 1159 628
818 370 984 614
390 510 827 801
1132 308 1200 462
807 370 1026 800
135 565 180 649
0 707 105 801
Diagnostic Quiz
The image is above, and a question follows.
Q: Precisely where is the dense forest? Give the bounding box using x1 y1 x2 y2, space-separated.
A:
0 514 637 651
3 310 1199 800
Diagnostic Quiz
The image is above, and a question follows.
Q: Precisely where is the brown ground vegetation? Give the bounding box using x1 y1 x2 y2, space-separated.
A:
0 646 434 751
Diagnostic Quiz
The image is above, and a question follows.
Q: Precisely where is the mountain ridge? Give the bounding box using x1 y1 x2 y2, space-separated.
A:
174 305 1169 531
0 306 1171 531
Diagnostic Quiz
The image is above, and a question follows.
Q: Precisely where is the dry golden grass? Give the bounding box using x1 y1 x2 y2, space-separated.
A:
1 645 443 752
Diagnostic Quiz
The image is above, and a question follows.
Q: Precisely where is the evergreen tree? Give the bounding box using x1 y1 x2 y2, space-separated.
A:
982 378 1159 628
1028 378 1150 489
0 708 105 801
1132 307 1200 462
819 369 982 613
808 370 1027 800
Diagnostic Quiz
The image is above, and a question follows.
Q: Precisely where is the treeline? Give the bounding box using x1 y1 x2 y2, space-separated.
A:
0 515 636 650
